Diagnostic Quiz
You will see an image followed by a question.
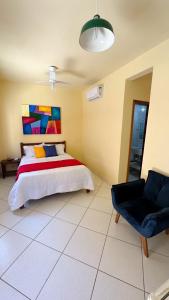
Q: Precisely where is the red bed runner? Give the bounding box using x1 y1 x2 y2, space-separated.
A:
16 159 83 180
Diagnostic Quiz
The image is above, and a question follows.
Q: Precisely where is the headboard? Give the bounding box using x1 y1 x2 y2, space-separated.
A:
20 141 66 157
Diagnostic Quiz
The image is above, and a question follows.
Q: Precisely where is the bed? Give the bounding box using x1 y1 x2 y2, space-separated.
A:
8 141 94 211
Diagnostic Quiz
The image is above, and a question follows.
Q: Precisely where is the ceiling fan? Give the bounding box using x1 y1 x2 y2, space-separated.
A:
37 66 69 89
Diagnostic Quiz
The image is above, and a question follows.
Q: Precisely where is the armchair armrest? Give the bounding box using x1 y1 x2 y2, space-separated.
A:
142 208 169 237
111 179 145 205
142 208 169 225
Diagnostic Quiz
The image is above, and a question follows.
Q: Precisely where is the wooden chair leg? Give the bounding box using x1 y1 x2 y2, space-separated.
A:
165 229 169 235
115 213 120 224
141 236 149 257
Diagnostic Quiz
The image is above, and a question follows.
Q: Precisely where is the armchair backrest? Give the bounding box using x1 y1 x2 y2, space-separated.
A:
144 170 169 207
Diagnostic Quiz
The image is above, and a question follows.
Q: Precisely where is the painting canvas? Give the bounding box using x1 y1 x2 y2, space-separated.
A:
22 105 61 134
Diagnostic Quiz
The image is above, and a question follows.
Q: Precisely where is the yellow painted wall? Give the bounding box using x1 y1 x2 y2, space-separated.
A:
0 81 83 160
1 39 169 184
82 38 169 184
82 72 125 183
118 73 152 183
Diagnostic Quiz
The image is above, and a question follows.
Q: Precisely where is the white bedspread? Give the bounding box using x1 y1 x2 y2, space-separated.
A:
8 154 94 211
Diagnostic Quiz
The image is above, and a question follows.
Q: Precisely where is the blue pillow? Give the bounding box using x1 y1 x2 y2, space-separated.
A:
43 145 57 157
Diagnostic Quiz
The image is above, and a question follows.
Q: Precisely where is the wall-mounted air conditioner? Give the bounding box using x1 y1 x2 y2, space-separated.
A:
86 85 104 101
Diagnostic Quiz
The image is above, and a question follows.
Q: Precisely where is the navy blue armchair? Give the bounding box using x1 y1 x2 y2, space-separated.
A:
111 170 169 257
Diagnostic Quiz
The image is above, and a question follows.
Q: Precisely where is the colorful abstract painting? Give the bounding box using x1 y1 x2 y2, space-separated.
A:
22 105 61 134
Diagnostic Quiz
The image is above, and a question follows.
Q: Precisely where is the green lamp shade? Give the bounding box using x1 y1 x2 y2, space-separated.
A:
79 15 115 52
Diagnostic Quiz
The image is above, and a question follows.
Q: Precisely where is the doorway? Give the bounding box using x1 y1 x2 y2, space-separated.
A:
127 100 149 181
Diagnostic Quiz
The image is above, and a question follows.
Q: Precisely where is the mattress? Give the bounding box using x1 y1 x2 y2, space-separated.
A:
8 154 94 211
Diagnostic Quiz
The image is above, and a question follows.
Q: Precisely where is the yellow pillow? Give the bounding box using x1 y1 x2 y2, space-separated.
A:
34 146 46 158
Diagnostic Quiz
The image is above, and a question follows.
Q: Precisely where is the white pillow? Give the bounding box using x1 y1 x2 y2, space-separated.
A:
55 144 65 155
23 144 43 157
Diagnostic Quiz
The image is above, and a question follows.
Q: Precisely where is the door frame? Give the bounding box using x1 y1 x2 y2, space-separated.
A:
126 100 149 181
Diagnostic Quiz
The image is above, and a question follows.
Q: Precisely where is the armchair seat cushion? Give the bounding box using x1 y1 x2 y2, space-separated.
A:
116 198 169 238
120 197 159 224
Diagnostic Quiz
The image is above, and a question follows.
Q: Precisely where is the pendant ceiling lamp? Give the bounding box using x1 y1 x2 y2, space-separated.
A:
79 0 115 53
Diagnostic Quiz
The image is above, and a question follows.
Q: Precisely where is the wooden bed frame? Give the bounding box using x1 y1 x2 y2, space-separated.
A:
20 141 66 157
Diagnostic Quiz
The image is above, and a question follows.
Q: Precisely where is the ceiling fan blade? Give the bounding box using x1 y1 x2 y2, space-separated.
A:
35 80 70 87
36 66 70 88
57 69 85 79
56 80 70 85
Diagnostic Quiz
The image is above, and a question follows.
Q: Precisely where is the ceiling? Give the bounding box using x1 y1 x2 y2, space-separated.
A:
0 0 169 86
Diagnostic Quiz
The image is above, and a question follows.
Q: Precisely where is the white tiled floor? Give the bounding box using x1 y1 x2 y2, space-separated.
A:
0 280 28 300
12 211 51 238
108 214 141 246
89 195 113 214
36 218 76 251
99 237 144 289
0 176 169 299
92 271 145 300
0 224 8 237
56 203 87 224
0 231 31 276
64 226 106 268
33 196 67 216
80 208 111 234
2 241 60 299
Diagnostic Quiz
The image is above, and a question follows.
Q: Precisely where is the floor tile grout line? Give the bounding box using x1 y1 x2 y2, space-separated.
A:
62 252 146 294
0 184 159 298
0 278 31 300
79 225 108 237
1 180 167 298
6 220 146 286
1 205 169 261
9 221 107 256
30 200 69 218
15 199 69 240
90 211 113 300
141 245 146 299
21 222 147 277
0 184 103 223
62 253 98 271
107 233 142 249
31 191 96 218
2 203 169 261
0 225 11 239
0 207 111 239
1 213 167 298
10 208 169 262
0 202 68 280
0 237 34 279
1 208 136 249
0 188 86 222
87 206 113 215
54 207 112 226
33 252 63 300
99 269 145 293
100 214 145 291
29 239 63 254
21 238 146 297
0 209 33 231
0 207 67 297
34 197 91 300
